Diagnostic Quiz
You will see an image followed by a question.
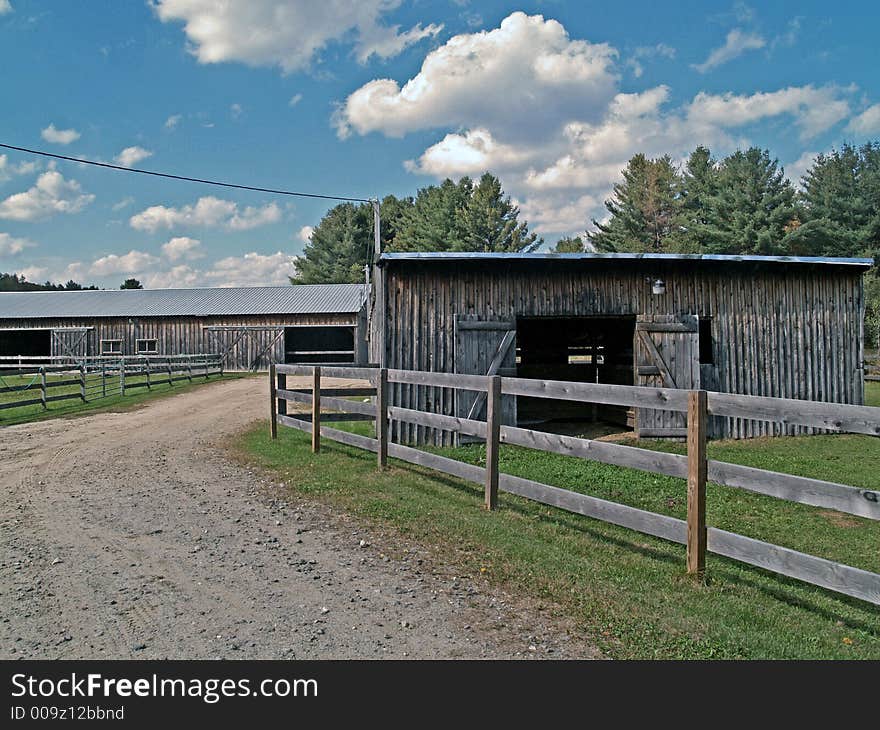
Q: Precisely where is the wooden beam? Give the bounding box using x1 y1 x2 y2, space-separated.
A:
269 363 277 439
637 330 678 388
388 369 489 392
485 375 502 510
687 390 708 577
501 376 691 413
376 368 388 468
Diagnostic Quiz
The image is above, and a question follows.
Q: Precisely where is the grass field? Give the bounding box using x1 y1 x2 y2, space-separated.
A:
867 379 880 407
238 388 880 659
0 369 241 426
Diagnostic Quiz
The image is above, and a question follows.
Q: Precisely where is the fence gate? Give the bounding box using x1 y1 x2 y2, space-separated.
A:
454 316 516 442
634 314 700 437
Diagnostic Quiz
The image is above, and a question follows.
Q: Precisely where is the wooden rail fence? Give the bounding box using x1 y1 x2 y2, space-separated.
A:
0 355 224 416
270 363 880 606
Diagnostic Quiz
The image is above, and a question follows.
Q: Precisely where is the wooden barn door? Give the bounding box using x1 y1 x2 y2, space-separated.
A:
51 328 91 360
454 316 517 442
634 314 699 438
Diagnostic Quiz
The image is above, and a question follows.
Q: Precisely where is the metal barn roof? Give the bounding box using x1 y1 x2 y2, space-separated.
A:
379 252 874 268
0 284 367 320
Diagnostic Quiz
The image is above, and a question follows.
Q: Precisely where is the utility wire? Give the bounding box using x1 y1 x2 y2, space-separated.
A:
0 142 373 204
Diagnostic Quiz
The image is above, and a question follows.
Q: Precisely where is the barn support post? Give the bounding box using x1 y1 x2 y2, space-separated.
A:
687 389 708 577
376 368 388 468
39 367 46 410
485 375 502 510
269 363 278 440
79 363 86 402
312 366 321 454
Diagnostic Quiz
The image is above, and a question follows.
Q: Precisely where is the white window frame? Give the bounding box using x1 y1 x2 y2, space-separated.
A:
136 338 158 355
100 339 123 355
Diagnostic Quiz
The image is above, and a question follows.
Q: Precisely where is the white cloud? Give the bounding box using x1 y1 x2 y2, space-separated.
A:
153 0 441 73
112 196 135 211
230 103 243 118
142 251 296 288
297 225 313 244
406 128 539 177
692 29 765 73
0 1 13 16
40 123 81 145
90 249 160 276
334 11 618 140
289 93 303 107
625 43 676 78
0 231 34 256
114 146 153 168
165 114 182 130
129 196 282 232
784 150 819 186
161 236 204 261
846 104 880 136
0 154 38 181
18 267 48 283
0 170 94 221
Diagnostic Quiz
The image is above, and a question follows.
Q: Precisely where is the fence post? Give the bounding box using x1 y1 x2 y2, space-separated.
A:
187 362 192 383
687 389 708 577
120 358 125 395
101 363 106 398
376 368 388 468
168 361 172 386
40 367 47 410
79 364 86 402
269 363 278 439
145 357 151 390
312 366 321 454
485 375 502 510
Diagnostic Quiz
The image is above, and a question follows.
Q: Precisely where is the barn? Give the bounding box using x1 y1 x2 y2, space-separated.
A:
370 251 873 442
0 283 368 371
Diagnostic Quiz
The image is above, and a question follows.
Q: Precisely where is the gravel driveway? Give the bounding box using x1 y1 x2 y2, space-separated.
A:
0 376 598 659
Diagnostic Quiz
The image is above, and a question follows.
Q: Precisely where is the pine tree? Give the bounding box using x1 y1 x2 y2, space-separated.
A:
292 202 372 284
454 173 541 252
552 236 586 252
392 178 472 252
677 146 719 252
588 154 684 252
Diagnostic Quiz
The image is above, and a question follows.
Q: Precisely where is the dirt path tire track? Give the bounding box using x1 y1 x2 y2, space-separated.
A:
0 377 599 659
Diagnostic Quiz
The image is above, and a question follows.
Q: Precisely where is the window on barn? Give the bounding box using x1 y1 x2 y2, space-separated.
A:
100 339 123 355
699 318 714 365
136 338 158 354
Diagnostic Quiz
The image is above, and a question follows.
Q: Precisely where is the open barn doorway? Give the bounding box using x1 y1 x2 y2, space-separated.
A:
515 316 636 435
0 328 51 363
284 325 356 364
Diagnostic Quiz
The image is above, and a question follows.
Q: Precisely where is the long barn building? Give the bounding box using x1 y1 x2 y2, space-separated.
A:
371 252 873 441
0 284 367 371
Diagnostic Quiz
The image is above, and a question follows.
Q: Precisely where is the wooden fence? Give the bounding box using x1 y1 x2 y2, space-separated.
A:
0 354 223 415
270 363 880 607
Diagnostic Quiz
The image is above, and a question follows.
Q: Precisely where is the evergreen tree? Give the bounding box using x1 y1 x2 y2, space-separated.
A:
392 178 472 252
292 202 372 284
552 236 587 252
699 147 798 255
454 173 541 252
588 154 684 252
120 278 143 289
677 146 719 252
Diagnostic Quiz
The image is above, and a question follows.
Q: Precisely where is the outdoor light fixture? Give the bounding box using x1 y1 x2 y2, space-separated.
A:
650 278 666 295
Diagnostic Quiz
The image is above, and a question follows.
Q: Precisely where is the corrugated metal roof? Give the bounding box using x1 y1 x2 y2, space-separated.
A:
0 284 367 319
379 252 874 268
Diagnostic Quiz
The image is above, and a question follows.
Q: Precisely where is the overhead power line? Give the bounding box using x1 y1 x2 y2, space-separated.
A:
0 142 373 204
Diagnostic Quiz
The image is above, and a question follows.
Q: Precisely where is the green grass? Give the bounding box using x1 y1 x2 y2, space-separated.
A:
867 380 880 407
0 370 245 426
237 408 880 659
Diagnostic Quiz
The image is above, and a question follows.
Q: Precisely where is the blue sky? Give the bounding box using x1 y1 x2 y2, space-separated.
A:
1 0 879 288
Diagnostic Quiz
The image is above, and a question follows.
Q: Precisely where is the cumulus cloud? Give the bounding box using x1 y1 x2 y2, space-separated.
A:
129 196 281 232
165 114 182 130
0 154 38 181
846 104 880 136
161 236 204 261
334 11 618 140
142 251 296 288
297 225 313 244
625 43 676 78
784 150 819 187
691 29 765 73
114 146 153 167
90 249 160 276
40 123 81 145
0 231 34 256
342 11 857 236
0 1 12 15
0 170 94 221
153 0 441 73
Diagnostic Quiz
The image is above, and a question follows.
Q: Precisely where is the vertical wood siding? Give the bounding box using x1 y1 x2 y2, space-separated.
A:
377 261 865 443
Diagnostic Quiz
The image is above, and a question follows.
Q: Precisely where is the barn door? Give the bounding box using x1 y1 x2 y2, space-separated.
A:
454 316 517 442
634 314 699 438
51 328 90 360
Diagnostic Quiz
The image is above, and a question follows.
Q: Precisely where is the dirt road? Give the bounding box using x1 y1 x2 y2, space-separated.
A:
0 377 597 659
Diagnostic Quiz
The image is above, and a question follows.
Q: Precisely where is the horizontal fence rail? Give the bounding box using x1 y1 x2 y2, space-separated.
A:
0 354 224 417
270 365 880 606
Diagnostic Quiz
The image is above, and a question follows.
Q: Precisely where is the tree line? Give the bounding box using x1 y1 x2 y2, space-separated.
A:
0 273 143 291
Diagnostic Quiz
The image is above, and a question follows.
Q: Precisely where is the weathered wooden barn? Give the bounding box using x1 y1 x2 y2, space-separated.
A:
0 284 367 371
370 252 872 442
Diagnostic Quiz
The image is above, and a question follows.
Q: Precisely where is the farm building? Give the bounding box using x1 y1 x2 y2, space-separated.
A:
370 251 873 442
0 284 367 371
